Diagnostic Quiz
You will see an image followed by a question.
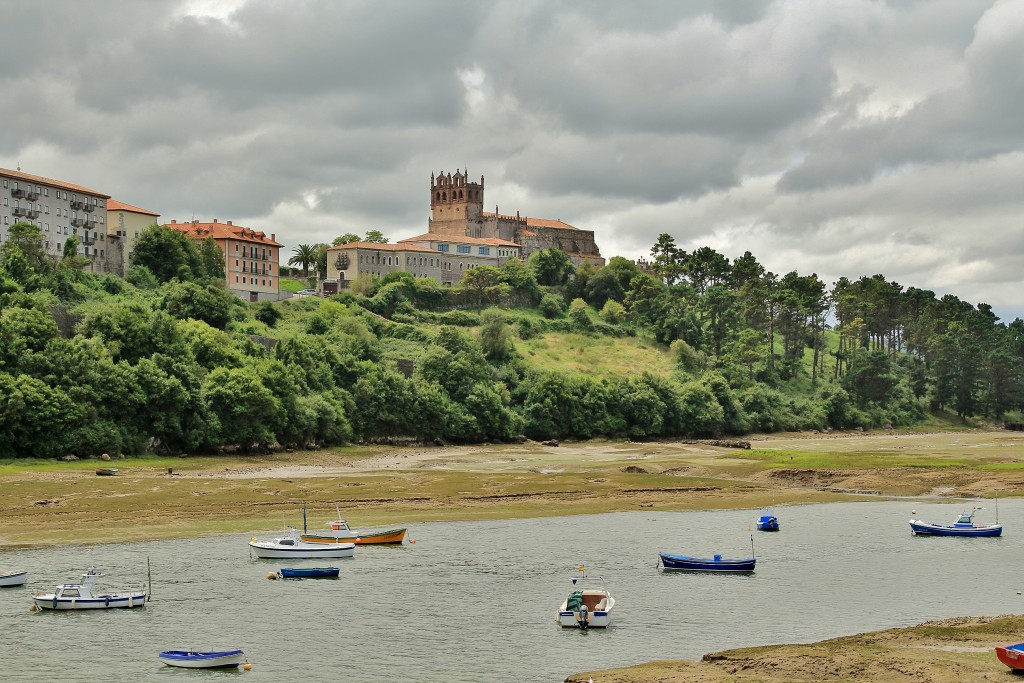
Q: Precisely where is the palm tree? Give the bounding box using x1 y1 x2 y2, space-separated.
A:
288 244 316 277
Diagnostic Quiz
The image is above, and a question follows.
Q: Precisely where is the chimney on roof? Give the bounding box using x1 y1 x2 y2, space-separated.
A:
271 233 275 242
193 219 198 224
213 218 218 223
171 220 176 224
227 220 232 225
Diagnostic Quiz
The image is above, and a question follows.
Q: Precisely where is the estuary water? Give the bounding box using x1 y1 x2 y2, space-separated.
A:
1 499 1022 682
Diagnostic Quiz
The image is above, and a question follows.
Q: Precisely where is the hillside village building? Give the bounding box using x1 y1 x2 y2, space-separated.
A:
325 170 603 290
167 219 284 302
0 167 116 273
107 199 160 277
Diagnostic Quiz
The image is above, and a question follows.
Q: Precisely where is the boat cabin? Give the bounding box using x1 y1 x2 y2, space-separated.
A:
955 513 975 525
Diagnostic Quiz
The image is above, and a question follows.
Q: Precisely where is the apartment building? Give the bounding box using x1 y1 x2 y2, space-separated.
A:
167 219 283 302
0 167 114 272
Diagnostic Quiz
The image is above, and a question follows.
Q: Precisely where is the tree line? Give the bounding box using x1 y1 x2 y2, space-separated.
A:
0 221 1020 458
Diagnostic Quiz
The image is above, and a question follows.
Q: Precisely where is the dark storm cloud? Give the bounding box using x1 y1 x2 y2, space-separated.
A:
0 0 1021 316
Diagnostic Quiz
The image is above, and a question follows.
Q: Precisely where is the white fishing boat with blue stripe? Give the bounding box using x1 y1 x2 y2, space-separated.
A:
32 569 146 610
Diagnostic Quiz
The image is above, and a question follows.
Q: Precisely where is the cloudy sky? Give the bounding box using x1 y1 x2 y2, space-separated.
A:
2 0 1022 320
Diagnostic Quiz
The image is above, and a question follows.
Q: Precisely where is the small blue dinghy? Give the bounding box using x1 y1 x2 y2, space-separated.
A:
756 507 779 531
278 567 340 578
158 649 245 668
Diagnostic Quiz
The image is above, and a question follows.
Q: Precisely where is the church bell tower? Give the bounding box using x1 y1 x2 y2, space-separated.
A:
429 169 484 237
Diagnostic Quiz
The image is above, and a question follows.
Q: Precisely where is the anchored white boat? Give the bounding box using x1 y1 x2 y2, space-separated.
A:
0 571 28 587
557 571 614 629
248 527 355 559
158 649 246 668
32 569 146 610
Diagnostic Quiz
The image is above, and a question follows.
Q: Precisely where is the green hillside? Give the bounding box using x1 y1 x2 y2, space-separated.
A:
0 222 1020 459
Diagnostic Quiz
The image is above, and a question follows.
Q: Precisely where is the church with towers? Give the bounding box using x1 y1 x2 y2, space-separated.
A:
424 169 604 267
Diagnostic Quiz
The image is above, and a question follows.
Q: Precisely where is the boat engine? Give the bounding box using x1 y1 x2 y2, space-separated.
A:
578 604 589 629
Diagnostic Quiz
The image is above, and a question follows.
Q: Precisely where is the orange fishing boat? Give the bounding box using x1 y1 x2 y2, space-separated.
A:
299 506 408 545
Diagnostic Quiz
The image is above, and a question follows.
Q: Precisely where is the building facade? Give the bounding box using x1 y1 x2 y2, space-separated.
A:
1 167 115 273
325 235 521 289
167 219 283 302
106 199 160 277
428 169 604 267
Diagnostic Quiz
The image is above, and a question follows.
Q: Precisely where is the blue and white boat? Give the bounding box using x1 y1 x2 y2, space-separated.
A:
659 552 756 573
158 650 246 669
32 569 146 610
279 567 340 579
756 508 779 531
0 570 28 588
909 508 1002 537
557 570 614 628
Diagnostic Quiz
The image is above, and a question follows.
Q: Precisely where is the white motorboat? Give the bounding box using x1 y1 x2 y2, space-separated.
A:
32 569 146 610
248 527 355 559
557 571 614 629
0 571 28 587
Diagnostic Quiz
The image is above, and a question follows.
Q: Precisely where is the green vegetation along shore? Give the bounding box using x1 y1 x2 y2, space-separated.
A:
3 222 1024 461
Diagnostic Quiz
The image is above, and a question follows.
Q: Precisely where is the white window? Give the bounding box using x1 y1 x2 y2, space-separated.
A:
43 188 48 196
45 206 49 213
3 216 8 225
44 224 49 231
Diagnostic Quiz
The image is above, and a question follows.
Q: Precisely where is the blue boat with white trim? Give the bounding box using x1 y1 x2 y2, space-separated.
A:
756 507 779 531
279 567 340 578
909 508 1002 537
158 649 246 668
659 552 756 573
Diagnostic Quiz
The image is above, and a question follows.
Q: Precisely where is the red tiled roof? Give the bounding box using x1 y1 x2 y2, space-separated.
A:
480 212 580 231
328 242 435 253
166 220 282 247
1 167 110 198
525 217 579 230
108 199 159 216
399 233 521 248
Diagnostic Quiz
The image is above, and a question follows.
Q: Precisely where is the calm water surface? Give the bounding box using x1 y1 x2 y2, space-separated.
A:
1 499 1022 682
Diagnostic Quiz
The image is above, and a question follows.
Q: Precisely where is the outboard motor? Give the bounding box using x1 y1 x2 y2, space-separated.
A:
578 604 590 629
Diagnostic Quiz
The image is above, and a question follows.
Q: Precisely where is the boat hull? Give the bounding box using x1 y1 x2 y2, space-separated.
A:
996 643 1024 672
159 650 245 668
279 567 340 578
301 528 407 545
558 608 612 628
33 593 146 610
659 553 756 572
0 571 28 587
249 541 354 559
756 518 779 531
909 520 1002 537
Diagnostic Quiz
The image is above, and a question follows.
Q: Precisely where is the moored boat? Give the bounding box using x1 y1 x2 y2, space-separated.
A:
996 642 1024 672
249 527 355 559
0 570 28 587
756 507 779 531
32 569 146 610
279 567 340 578
557 570 614 629
909 508 1002 537
158 649 246 669
659 552 756 573
299 505 408 545
301 521 408 545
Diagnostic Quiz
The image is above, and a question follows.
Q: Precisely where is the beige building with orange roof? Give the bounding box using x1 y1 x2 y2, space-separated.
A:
1 167 115 273
107 199 160 277
167 219 283 302
428 169 604 266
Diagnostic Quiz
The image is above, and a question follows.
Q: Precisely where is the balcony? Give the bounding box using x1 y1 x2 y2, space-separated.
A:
82 203 95 213
10 187 25 198
70 218 85 227
11 207 27 217
26 210 40 219
25 190 40 201
81 235 96 246
84 220 98 230
70 199 86 210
